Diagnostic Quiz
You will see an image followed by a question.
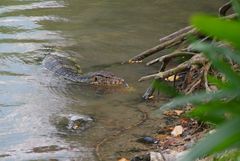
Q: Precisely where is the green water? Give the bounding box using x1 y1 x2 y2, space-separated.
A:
0 0 227 160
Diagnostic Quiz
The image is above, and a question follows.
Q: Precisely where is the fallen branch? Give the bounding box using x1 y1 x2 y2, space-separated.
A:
146 50 196 66
127 12 238 64
184 66 204 94
142 85 155 100
127 2 239 99
139 54 208 82
128 28 196 63
204 63 212 92
159 26 193 43
185 79 202 95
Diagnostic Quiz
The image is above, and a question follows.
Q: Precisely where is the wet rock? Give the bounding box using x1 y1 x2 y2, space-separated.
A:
53 114 94 133
171 125 184 137
150 152 165 161
131 150 189 161
30 145 66 153
0 154 10 158
67 114 93 130
137 137 159 144
119 158 130 161
162 150 188 161
131 154 150 161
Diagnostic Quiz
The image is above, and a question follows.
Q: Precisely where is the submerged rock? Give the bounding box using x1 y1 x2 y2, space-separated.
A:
67 114 93 130
137 136 159 144
53 114 94 133
150 152 165 161
131 150 188 161
131 154 150 161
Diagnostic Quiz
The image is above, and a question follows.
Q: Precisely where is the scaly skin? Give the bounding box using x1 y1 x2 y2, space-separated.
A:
43 54 128 87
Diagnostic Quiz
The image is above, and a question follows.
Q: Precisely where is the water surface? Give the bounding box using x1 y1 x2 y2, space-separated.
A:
0 0 227 160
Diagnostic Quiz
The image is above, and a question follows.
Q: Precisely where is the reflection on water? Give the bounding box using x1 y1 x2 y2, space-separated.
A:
0 0 226 160
0 1 64 15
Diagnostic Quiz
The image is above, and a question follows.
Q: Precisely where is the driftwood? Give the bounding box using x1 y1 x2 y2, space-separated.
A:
128 28 196 63
159 26 194 43
146 50 196 66
127 13 237 64
93 2 237 161
127 1 238 99
139 54 208 82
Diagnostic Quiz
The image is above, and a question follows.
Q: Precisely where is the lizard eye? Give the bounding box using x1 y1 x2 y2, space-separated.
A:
94 77 98 82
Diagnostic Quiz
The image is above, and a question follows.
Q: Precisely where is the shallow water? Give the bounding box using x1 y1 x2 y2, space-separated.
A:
0 0 227 160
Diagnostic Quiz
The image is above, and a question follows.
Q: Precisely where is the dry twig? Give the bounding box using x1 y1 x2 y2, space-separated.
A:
204 63 212 92
146 50 196 66
128 28 196 63
126 1 238 99
159 26 193 43
139 54 208 82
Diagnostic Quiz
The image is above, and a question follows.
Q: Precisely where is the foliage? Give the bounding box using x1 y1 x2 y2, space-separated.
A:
152 79 180 97
157 1 240 160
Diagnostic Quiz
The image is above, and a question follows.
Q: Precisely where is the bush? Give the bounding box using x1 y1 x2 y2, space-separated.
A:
158 1 240 160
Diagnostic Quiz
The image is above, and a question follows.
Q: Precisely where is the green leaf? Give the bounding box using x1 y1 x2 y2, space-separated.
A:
207 75 230 89
191 14 240 49
158 90 236 111
191 42 240 87
189 102 226 124
189 100 240 124
181 118 240 161
217 47 240 66
152 79 180 97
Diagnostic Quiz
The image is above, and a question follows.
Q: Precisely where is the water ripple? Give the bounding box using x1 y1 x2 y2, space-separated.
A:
0 1 65 15
0 16 68 30
0 30 64 41
0 0 92 160
0 43 43 53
